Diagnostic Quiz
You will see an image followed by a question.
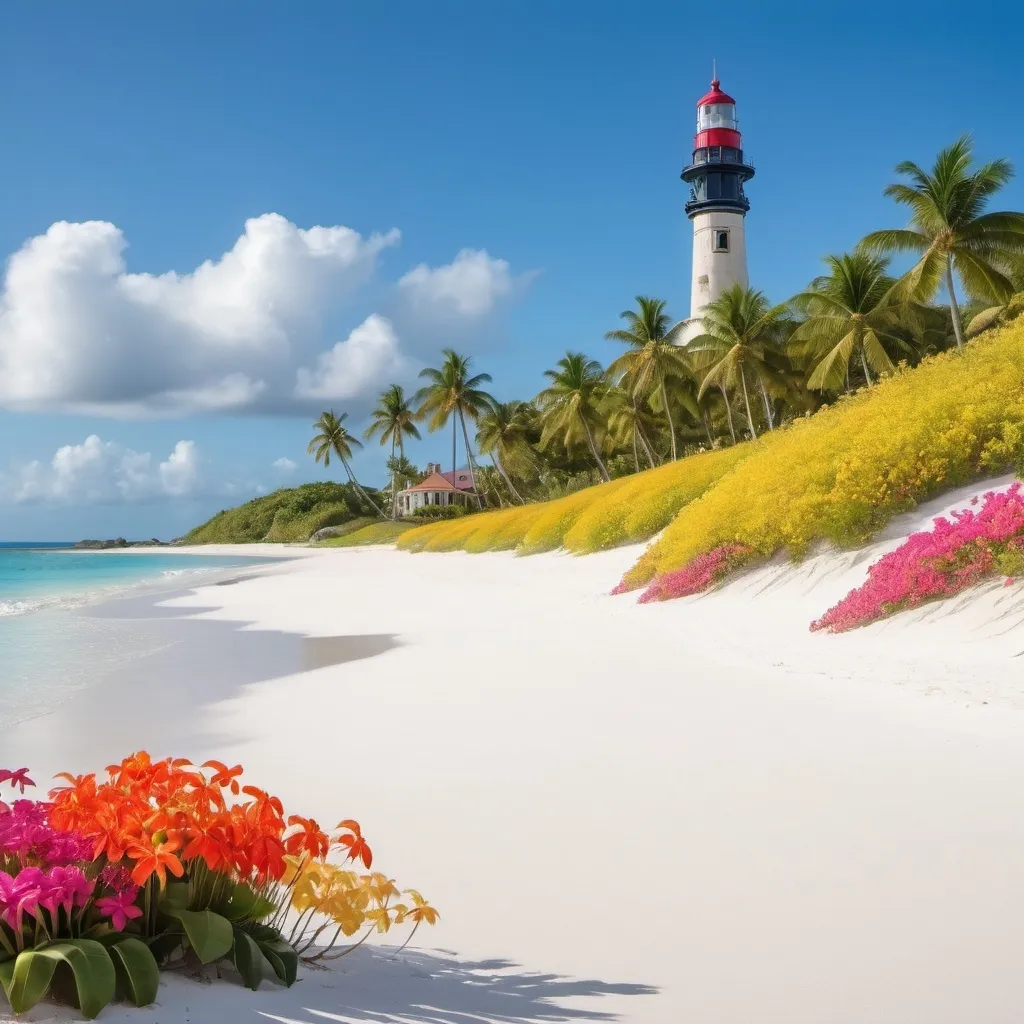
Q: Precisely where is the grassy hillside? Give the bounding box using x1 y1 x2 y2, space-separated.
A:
318 521 416 547
182 482 381 544
400 319 1024 599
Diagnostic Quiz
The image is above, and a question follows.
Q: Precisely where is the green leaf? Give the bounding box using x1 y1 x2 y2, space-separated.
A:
231 929 268 991
165 909 233 964
159 880 190 915
107 937 160 1007
146 928 185 965
220 881 277 923
2 941 115 1019
258 937 298 987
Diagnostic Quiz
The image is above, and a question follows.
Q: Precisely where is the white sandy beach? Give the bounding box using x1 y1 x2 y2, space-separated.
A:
9 480 1024 1023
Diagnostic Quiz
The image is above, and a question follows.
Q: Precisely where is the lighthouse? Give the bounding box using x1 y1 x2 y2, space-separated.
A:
680 75 755 332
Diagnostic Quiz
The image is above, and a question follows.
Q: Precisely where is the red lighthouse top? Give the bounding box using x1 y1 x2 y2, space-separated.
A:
696 79 736 107
693 76 741 151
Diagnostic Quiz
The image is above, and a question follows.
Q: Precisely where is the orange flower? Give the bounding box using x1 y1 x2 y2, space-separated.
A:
284 815 329 860
128 835 185 888
203 760 244 795
335 820 372 869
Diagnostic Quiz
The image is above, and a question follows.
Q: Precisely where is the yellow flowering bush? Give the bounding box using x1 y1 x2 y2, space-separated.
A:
621 319 1024 595
562 446 751 554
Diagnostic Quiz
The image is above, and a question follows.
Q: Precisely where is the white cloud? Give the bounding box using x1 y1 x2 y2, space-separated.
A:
272 457 297 474
397 249 516 317
0 217 532 419
0 215 401 417
3 436 204 504
295 314 406 401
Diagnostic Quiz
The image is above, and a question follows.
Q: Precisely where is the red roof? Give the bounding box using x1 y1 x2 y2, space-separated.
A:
405 471 458 493
697 79 735 107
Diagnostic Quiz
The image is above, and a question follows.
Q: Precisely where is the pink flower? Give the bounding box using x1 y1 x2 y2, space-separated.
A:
811 483 1024 632
45 865 93 914
0 769 35 794
639 544 754 603
95 890 144 932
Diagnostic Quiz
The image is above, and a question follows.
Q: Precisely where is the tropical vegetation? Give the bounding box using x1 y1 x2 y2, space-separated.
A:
0 755 435 1019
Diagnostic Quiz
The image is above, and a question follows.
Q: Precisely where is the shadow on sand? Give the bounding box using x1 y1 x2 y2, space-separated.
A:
251 947 658 1023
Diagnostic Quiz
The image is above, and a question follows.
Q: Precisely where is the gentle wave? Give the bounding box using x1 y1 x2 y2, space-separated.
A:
0 566 226 619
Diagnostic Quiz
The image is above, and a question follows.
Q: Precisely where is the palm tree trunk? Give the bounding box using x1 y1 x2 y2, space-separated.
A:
719 386 737 444
390 436 397 520
451 417 458 480
859 347 873 387
945 255 965 349
701 409 714 446
631 430 640 473
580 416 611 482
757 378 775 430
659 378 678 461
342 458 386 519
636 421 657 467
739 370 758 439
458 410 485 507
492 453 524 504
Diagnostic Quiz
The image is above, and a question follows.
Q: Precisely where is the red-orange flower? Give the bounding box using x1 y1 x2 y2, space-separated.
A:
128 835 185 888
335 820 372 869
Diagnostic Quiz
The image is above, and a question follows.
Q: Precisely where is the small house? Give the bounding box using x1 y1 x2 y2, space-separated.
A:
396 464 476 516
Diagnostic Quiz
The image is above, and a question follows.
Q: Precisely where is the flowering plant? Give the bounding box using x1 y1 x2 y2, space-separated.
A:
0 753 436 1019
623 543 754 603
811 483 1024 632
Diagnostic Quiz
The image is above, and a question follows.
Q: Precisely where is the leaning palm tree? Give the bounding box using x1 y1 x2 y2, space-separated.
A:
689 285 789 439
415 349 494 505
536 352 611 482
790 251 910 391
475 400 536 504
365 384 421 518
862 135 1024 349
605 296 690 460
966 253 1024 336
307 410 386 518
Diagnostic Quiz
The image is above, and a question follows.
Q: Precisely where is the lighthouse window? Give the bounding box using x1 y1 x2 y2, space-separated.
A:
714 230 730 253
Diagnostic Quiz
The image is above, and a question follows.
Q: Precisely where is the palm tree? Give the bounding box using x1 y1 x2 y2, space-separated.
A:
689 285 789 439
604 386 657 471
536 352 611 482
606 296 690 460
862 135 1024 349
365 385 421 518
415 349 494 505
307 410 385 518
475 400 536 504
966 253 1024 336
790 251 910 391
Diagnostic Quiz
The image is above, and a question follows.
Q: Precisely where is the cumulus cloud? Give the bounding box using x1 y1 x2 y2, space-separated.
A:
272 457 297 474
397 248 517 318
294 314 406 401
4 436 203 504
0 215 401 417
0 217 532 419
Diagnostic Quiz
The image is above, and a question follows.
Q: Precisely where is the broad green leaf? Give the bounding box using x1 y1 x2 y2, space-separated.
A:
220 882 277 923
258 937 298 986
231 929 268 991
166 909 233 964
5 941 115 1019
147 928 185 965
0 960 15 998
107 937 160 1007
159 881 190 915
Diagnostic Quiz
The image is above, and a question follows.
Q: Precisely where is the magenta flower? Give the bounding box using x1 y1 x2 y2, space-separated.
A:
0 868 44 932
99 865 137 898
812 483 1024 632
95 890 144 932
638 543 754 603
45 865 94 914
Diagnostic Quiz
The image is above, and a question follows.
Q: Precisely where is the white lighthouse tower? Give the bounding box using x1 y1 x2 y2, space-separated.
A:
679 75 754 339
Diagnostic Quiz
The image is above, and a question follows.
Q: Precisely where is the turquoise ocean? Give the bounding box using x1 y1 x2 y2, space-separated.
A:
0 544 272 730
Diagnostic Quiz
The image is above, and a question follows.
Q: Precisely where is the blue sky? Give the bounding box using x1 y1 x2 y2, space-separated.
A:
1 0 1021 540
